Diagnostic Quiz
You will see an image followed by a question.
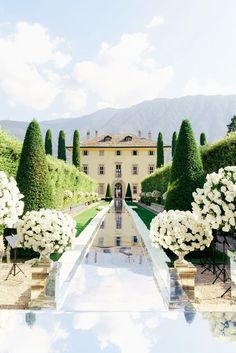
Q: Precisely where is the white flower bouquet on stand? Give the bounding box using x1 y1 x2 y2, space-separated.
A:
192 166 236 233
0 171 24 227
17 209 76 259
150 210 213 265
203 312 236 341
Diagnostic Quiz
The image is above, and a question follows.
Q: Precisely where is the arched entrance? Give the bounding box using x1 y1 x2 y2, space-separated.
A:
114 183 122 198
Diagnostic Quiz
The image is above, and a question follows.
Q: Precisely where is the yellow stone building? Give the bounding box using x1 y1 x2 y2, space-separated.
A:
68 132 171 199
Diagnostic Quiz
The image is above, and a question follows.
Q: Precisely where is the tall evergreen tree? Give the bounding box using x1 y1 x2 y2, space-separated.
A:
227 115 236 133
72 130 80 169
200 132 207 146
156 132 164 168
16 119 53 213
58 130 66 161
45 129 53 155
105 184 112 200
165 119 205 211
171 131 177 157
125 183 132 201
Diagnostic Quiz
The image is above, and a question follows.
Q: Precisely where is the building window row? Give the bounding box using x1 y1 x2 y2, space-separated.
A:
82 164 155 176
82 150 155 156
97 236 139 247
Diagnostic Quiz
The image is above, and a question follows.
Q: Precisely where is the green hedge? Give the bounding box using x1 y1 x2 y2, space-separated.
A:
201 132 236 173
0 130 22 176
47 156 97 209
141 132 236 196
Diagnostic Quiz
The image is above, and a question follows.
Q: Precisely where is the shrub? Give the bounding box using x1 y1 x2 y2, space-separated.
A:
58 130 66 161
16 120 53 213
201 132 236 173
45 129 53 155
200 132 207 146
171 131 177 157
141 164 171 200
105 184 112 201
72 130 80 169
125 183 132 201
165 119 205 211
0 129 22 176
156 132 164 168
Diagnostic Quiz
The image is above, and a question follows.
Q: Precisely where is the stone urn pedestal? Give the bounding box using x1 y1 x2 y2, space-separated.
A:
174 261 197 301
30 257 53 305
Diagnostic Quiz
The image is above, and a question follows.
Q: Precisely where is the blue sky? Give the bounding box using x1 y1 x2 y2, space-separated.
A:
0 0 236 121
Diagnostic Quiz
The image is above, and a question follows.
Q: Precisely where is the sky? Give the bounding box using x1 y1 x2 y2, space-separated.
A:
0 0 236 121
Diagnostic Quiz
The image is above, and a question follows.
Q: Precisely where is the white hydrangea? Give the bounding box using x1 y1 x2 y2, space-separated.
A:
152 190 161 199
203 312 236 341
150 210 213 258
17 209 76 258
0 171 24 227
64 190 73 199
192 166 236 233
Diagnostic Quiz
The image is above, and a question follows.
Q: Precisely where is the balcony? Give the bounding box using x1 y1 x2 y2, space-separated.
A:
115 171 122 178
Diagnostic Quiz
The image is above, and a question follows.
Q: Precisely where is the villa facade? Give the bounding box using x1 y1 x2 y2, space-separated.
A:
68 131 171 199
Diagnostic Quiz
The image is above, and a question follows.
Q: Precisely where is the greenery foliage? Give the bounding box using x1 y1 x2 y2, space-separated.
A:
200 132 207 146
141 164 171 197
227 115 236 133
171 131 177 157
125 183 132 201
16 120 53 213
105 184 112 201
45 129 53 155
156 132 164 168
126 201 156 229
58 130 66 161
165 119 205 211
0 129 22 176
72 130 80 169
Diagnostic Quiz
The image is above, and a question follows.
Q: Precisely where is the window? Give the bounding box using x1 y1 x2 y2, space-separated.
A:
132 165 138 175
132 236 138 245
116 214 122 229
124 136 132 141
83 150 89 156
82 164 88 174
98 183 105 195
100 220 105 229
116 236 121 246
116 150 121 156
115 164 122 178
98 237 104 247
99 150 104 156
132 150 138 156
104 135 112 142
98 165 105 175
149 150 155 156
148 165 155 174
133 184 138 194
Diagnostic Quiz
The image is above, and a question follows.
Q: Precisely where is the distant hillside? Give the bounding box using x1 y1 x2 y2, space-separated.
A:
0 95 235 150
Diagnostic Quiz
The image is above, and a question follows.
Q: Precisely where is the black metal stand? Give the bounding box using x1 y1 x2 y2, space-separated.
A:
212 236 230 284
200 237 221 276
5 248 25 281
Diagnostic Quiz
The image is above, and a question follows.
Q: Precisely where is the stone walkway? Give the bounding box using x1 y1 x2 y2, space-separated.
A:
0 263 32 309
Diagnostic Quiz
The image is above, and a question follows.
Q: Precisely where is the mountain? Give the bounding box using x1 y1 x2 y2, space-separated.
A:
0 95 235 147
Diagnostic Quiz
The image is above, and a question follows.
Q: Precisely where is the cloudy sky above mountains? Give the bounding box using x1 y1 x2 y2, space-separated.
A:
0 0 236 121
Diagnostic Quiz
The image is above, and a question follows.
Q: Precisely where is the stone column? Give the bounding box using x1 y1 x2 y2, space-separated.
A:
175 262 197 301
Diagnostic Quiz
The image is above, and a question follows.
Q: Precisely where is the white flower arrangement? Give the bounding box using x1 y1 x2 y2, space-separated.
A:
17 209 76 258
64 190 73 199
192 166 236 233
152 190 161 199
85 192 90 197
150 210 213 261
146 191 152 199
77 191 84 198
203 312 236 341
0 171 24 227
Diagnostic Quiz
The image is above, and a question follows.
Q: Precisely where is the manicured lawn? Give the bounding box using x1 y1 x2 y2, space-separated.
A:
126 201 156 229
74 202 109 236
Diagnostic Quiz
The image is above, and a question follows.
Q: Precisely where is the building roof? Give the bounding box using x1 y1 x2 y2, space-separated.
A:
72 133 170 148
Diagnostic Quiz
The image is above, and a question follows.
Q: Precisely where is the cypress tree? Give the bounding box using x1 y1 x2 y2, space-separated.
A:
125 183 132 201
58 130 66 161
171 131 177 157
200 132 207 146
45 129 53 155
105 184 112 201
16 119 53 213
156 132 164 168
72 130 80 169
165 119 205 211
227 116 236 133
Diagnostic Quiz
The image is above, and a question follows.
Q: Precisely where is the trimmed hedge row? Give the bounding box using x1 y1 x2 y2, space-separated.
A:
141 132 236 196
0 130 21 176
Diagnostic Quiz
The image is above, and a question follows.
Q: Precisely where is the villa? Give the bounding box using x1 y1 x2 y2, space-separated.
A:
68 131 171 199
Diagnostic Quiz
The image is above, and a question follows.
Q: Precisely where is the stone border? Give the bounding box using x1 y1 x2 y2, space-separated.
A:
124 201 171 306
55 202 112 308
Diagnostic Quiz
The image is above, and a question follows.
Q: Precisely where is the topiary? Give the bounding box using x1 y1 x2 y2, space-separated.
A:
171 131 178 157
165 119 205 211
125 183 132 201
105 184 112 201
156 132 164 168
200 132 207 146
58 130 66 161
16 119 53 213
45 129 53 155
72 130 80 169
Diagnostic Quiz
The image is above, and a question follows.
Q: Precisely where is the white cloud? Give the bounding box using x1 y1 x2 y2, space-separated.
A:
0 21 71 110
74 32 173 109
63 88 87 112
184 78 236 96
146 16 165 29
